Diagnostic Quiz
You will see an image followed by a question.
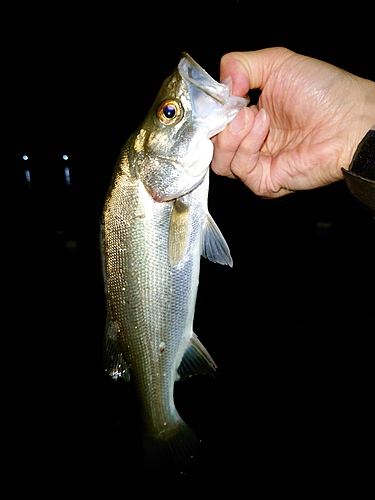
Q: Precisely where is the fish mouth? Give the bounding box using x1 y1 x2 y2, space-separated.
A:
178 52 249 137
179 52 227 105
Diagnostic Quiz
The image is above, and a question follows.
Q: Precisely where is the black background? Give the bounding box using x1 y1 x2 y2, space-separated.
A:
9 1 374 497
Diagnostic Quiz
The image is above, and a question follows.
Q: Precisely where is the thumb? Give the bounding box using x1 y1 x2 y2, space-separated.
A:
220 47 295 96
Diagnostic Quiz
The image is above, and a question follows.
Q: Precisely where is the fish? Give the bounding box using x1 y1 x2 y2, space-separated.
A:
100 52 248 476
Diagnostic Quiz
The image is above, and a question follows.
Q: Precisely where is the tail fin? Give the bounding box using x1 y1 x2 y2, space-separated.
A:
142 416 202 477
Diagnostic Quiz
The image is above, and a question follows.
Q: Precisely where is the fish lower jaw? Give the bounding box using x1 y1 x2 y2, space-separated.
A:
145 173 207 203
150 190 169 203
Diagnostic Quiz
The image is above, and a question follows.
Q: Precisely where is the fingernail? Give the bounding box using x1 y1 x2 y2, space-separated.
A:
221 76 232 91
252 108 267 132
230 107 248 134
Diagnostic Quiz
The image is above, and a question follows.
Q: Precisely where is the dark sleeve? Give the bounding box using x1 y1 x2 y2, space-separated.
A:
342 126 375 215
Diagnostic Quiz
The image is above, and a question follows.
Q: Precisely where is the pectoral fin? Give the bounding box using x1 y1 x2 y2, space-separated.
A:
201 213 233 266
168 199 190 266
103 316 130 381
177 333 217 381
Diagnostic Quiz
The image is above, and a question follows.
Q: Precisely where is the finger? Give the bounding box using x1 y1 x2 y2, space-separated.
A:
220 47 295 96
211 107 255 177
230 108 270 187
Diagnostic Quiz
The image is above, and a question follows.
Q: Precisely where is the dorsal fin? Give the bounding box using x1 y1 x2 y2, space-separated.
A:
177 333 217 381
201 213 233 266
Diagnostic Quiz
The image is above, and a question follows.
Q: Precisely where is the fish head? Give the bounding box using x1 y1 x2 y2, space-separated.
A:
134 52 248 202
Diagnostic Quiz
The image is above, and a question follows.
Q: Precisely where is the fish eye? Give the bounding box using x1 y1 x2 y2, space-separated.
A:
157 100 183 125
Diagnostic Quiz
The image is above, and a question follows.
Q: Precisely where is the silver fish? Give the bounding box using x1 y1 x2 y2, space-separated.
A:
100 52 247 475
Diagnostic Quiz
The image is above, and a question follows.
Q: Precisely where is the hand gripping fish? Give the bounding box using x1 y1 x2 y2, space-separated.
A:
100 52 248 475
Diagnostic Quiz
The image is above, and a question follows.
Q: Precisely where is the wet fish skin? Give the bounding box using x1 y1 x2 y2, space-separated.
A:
100 53 247 475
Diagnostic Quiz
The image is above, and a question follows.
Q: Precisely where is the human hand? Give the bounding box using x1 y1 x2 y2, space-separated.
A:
211 47 375 198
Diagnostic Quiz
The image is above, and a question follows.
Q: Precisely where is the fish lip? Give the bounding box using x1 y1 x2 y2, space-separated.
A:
179 52 227 104
178 52 249 137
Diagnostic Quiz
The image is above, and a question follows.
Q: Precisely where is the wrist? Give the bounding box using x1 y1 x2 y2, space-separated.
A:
341 76 375 215
354 77 375 155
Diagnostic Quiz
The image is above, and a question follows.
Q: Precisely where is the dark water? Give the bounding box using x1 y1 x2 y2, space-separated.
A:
9 1 374 497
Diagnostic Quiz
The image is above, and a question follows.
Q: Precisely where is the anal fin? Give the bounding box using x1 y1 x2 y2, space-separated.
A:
177 333 217 381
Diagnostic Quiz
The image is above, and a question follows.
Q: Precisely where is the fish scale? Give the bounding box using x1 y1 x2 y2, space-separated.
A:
101 52 248 475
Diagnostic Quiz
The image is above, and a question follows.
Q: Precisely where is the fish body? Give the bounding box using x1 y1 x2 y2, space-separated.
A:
100 53 247 475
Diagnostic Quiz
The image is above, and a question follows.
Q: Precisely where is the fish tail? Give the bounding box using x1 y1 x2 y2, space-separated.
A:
142 416 202 477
